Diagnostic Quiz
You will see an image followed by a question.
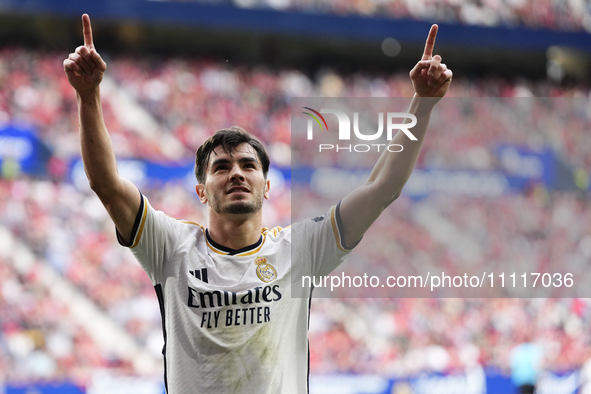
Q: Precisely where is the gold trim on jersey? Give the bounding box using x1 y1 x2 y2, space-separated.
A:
206 239 230 255
263 226 286 238
237 236 266 256
174 220 287 256
130 196 148 249
176 220 233 255
330 205 348 252
204 228 270 257
197 228 235 256
178 220 204 229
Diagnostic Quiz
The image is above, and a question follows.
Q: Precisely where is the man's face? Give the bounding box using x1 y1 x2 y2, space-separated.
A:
196 143 270 216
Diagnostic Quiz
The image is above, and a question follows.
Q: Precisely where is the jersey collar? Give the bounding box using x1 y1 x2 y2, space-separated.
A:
205 229 264 256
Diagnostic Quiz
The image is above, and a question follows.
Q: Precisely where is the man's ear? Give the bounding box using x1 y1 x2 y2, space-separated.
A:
264 179 270 200
195 184 208 204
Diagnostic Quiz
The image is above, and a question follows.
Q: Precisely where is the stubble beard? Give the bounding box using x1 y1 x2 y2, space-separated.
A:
210 188 264 215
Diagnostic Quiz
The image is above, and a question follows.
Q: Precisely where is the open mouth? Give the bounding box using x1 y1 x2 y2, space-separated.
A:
227 186 250 194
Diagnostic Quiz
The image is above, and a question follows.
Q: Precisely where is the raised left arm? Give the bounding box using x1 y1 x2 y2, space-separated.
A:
338 24 452 248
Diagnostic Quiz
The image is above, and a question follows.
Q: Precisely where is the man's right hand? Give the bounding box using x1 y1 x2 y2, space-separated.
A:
63 14 107 96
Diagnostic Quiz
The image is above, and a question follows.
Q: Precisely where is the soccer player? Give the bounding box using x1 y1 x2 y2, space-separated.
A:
64 14 452 394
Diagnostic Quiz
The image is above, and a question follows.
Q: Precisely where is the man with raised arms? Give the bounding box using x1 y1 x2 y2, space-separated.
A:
64 14 452 394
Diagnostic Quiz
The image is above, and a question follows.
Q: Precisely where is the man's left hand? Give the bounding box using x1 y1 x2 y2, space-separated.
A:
410 24 453 98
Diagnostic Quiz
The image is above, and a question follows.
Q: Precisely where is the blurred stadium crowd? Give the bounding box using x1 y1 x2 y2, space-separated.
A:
1 45 591 388
168 0 591 32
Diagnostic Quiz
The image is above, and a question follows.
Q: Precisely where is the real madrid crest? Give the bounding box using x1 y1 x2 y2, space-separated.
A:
255 256 277 283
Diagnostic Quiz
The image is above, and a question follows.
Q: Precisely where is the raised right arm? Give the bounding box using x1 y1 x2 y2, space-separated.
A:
64 14 141 244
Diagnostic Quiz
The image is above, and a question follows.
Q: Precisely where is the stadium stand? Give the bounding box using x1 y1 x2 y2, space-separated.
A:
1 46 591 392
165 0 591 32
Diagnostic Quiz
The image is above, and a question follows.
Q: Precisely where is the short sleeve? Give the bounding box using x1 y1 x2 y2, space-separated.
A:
291 201 359 277
117 193 181 284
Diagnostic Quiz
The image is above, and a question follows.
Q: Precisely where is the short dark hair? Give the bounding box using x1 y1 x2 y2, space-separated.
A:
194 126 270 185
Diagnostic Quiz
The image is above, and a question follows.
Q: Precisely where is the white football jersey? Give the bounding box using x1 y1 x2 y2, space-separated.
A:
118 193 352 394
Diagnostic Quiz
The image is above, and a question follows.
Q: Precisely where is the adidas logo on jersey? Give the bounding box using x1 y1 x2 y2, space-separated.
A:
189 268 208 283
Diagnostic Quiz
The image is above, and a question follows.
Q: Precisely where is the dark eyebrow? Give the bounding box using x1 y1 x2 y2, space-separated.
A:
210 156 259 168
210 158 231 168
238 157 258 164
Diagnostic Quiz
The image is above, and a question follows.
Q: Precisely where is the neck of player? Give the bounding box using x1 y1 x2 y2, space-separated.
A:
207 210 263 251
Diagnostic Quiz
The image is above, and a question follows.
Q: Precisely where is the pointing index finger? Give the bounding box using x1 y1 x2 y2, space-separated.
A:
422 24 438 60
82 14 94 49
